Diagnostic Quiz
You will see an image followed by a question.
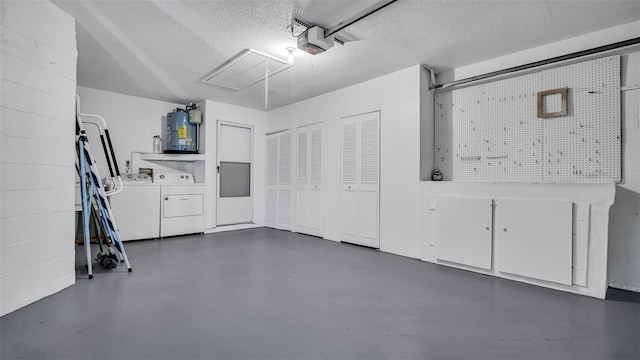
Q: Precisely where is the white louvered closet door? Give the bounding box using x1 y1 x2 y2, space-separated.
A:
341 112 380 248
296 123 323 237
265 130 292 230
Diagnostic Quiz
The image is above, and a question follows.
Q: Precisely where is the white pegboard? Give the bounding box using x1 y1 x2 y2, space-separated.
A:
434 55 621 183
434 91 454 180
541 56 621 182
483 74 542 182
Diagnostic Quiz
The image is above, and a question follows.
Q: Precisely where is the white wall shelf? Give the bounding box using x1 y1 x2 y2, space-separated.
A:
139 153 205 162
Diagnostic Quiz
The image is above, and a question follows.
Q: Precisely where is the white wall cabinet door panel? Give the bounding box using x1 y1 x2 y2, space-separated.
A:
341 185 359 243
265 130 293 230
495 199 573 285
297 132 308 182
308 185 323 232
341 112 380 248
358 187 379 247
296 187 308 227
435 197 493 270
265 189 277 225
296 123 323 237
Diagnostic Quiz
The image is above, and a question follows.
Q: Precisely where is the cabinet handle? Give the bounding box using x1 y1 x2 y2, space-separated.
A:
500 227 507 232
484 225 490 231
164 197 169 201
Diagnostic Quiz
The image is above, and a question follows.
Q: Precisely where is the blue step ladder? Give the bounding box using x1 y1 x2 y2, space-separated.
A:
75 95 132 278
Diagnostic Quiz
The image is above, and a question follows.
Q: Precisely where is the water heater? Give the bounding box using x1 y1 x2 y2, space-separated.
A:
164 109 197 153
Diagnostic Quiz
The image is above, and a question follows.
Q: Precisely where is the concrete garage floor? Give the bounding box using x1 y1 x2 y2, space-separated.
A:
1 228 639 359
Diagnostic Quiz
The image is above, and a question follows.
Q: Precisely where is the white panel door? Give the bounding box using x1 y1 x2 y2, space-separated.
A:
296 123 323 237
217 122 253 226
435 197 493 270
341 112 380 248
264 130 292 230
495 199 573 285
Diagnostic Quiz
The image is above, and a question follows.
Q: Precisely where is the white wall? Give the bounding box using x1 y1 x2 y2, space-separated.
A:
0 0 77 316
75 88 268 233
423 21 640 297
267 65 422 258
608 51 640 292
76 86 183 178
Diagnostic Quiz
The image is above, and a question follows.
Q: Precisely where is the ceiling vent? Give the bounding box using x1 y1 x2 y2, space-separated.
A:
202 49 292 91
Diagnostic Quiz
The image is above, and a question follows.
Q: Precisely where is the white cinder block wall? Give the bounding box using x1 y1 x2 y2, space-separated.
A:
0 1 77 316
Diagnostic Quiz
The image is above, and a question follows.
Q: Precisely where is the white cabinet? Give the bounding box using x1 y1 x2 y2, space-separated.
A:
434 196 574 286
341 112 380 248
435 197 493 270
495 199 573 285
296 123 323 237
265 130 293 230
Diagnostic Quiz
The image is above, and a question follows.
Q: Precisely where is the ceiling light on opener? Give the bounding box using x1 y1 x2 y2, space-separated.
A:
286 47 296 64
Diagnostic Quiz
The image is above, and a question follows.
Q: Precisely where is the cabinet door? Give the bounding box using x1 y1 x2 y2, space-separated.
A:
296 125 323 237
357 116 379 248
307 127 323 235
340 112 380 248
341 119 359 243
296 131 309 227
435 197 493 270
495 199 573 285
265 136 279 228
264 131 292 230
278 132 292 229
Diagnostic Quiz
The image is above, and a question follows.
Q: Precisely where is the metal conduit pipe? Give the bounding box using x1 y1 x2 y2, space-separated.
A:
324 0 399 38
430 37 640 91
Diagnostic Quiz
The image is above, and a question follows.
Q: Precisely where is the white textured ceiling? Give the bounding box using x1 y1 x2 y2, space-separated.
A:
53 0 640 110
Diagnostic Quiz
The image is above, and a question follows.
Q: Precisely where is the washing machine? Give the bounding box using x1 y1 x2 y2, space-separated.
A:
153 172 206 238
109 173 161 241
